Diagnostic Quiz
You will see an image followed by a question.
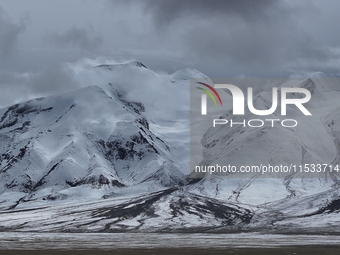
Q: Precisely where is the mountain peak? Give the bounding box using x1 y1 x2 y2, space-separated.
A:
95 61 147 70
170 68 210 81
133 61 147 68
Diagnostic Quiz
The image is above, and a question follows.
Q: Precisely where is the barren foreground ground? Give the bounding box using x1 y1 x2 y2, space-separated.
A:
0 247 340 255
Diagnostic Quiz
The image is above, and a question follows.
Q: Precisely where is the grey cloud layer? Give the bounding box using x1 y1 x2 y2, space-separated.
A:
140 0 278 26
0 6 26 56
133 0 334 76
0 0 340 107
45 26 103 51
0 66 78 107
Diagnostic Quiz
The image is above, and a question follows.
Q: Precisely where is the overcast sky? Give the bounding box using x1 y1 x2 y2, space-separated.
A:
0 0 340 107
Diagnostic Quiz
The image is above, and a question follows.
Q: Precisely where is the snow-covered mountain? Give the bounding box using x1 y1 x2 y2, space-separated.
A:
0 61 191 210
1 61 340 233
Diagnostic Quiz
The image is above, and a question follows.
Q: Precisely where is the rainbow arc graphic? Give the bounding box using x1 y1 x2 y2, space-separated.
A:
196 82 223 106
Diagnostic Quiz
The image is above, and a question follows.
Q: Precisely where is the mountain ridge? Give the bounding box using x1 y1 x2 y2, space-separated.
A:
0 63 340 233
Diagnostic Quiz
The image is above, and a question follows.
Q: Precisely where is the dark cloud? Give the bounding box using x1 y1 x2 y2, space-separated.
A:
140 0 279 27
45 26 103 51
0 6 26 56
126 0 333 77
